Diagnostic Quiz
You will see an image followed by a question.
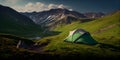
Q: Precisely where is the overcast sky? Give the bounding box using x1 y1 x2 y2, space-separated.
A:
0 0 120 13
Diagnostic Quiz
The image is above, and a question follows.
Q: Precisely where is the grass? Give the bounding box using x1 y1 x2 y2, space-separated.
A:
1 5 120 59
36 11 120 58
0 5 43 38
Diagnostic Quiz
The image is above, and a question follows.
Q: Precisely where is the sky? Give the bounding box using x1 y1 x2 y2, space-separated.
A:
0 0 120 13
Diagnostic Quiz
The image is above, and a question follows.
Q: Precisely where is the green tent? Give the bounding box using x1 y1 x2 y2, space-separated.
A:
64 29 97 45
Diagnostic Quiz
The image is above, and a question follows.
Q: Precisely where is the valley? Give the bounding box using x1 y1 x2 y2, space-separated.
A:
0 4 120 60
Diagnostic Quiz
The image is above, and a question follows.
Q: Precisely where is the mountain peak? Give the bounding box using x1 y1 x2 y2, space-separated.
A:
22 8 86 27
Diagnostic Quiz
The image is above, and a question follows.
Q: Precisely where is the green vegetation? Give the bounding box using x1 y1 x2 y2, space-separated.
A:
0 5 120 59
0 15 42 37
0 34 33 59
0 5 43 37
37 11 120 58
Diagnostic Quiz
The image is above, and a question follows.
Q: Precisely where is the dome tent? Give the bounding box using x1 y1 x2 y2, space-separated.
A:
64 29 97 45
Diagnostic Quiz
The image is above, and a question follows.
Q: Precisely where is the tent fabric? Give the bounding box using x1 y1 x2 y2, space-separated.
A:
64 29 97 45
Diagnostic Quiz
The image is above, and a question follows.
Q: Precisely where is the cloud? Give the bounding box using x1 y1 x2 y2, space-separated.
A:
48 4 57 9
3 0 20 4
23 2 46 12
12 2 72 12
0 0 22 7
48 4 66 9
69 9 73 11
58 4 66 8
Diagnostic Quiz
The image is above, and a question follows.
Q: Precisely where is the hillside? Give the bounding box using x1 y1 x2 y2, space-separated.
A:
0 34 48 60
36 10 120 59
0 5 42 37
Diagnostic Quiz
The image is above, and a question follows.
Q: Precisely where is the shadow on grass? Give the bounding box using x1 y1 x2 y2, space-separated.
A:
98 43 120 51
42 31 61 37
0 34 33 43
1 53 119 60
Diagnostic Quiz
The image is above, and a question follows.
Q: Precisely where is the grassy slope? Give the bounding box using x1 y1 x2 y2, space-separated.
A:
37 11 120 58
0 34 33 59
0 35 53 60
0 21 42 38
0 14 42 37
0 5 42 37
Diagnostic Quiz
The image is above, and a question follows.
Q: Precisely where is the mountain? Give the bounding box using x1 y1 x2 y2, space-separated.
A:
36 10 120 59
21 8 87 27
0 5 42 37
84 12 105 18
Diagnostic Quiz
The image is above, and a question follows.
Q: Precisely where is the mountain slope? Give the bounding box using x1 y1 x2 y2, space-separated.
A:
84 12 105 18
36 10 120 58
0 5 42 37
22 8 86 27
